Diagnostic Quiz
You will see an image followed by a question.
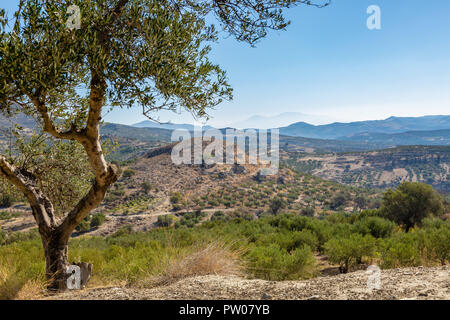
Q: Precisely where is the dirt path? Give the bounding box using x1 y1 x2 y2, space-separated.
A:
45 266 449 300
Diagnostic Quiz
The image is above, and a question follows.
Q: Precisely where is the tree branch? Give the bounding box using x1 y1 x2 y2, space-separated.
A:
27 95 86 142
57 165 117 241
0 155 56 232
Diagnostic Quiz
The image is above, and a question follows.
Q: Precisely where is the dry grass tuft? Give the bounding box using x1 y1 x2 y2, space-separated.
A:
147 242 244 287
0 265 45 300
14 279 45 300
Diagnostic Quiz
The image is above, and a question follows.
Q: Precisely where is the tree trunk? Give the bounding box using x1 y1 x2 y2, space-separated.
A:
41 233 70 291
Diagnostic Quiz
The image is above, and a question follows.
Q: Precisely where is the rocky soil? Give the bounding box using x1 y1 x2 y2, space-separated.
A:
44 266 449 300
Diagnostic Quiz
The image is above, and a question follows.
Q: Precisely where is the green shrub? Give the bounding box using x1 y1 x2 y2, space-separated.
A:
76 217 91 233
379 233 421 269
140 181 152 193
157 215 174 227
90 213 106 229
0 195 13 208
1 229 40 246
421 217 449 230
0 230 6 245
175 211 206 228
329 192 349 210
382 182 444 231
170 192 182 204
229 208 254 221
300 206 315 217
422 226 450 265
210 211 230 222
324 234 377 273
110 225 134 238
246 244 316 280
269 197 286 215
354 217 397 238
0 211 20 220
262 230 319 252
122 169 136 178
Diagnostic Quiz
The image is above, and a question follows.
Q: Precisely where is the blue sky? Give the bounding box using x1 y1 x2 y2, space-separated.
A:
4 0 450 126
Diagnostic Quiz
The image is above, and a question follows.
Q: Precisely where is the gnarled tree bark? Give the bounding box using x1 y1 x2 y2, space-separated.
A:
0 132 117 290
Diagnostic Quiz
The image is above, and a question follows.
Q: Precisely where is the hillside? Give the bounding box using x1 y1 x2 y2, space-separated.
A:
340 129 450 146
279 115 450 139
2 115 450 157
1 142 382 237
101 123 172 161
283 146 450 193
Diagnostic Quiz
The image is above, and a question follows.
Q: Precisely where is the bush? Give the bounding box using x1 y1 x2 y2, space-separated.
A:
382 182 444 231
175 211 206 228
324 234 377 273
110 224 134 238
122 169 136 178
421 217 449 230
157 215 174 227
354 217 397 238
246 244 316 280
76 217 91 233
269 197 286 215
229 208 254 221
354 195 368 210
421 223 450 265
1 229 40 246
0 230 6 245
210 211 230 222
300 206 315 217
379 233 421 269
330 192 349 210
0 195 13 208
0 211 20 220
140 181 152 193
90 213 106 229
170 192 182 204
256 229 319 253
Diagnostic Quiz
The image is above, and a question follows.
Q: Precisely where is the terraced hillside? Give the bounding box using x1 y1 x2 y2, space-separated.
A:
283 146 450 193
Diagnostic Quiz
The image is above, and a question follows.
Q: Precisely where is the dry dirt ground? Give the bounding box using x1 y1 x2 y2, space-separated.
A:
44 266 449 300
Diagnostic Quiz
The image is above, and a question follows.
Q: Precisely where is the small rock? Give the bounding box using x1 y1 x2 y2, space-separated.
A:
418 292 428 297
307 295 321 300
261 293 272 300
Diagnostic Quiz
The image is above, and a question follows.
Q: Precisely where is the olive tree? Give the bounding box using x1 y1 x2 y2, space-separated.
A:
0 0 329 290
382 182 444 232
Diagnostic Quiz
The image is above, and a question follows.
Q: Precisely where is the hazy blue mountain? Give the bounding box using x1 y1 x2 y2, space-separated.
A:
339 129 450 146
279 115 450 139
229 112 336 129
132 120 214 131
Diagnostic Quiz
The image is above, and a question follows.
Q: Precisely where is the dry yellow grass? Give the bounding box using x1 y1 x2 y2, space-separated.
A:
147 242 244 287
0 265 46 300
14 279 45 300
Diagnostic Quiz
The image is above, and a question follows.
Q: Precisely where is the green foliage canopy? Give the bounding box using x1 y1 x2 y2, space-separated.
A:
382 182 444 231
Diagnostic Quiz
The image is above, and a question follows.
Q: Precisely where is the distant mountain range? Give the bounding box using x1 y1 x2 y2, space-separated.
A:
2 114 450 151
227 112 336 129
132 120 214 131
279 115 450 139
133 112 337 130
